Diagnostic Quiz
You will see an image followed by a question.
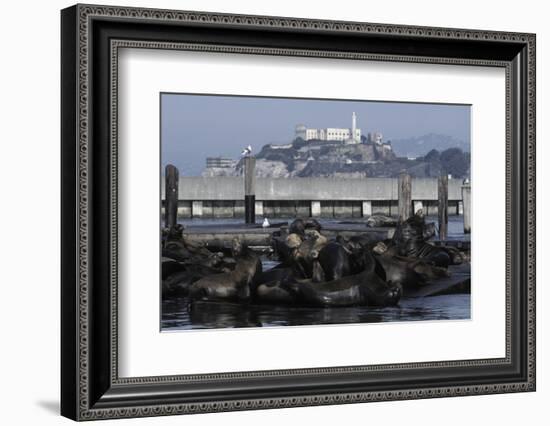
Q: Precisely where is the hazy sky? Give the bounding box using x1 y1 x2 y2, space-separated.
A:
161 93 470 176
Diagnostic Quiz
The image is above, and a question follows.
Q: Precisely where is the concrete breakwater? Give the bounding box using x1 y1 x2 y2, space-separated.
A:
161 176 470 219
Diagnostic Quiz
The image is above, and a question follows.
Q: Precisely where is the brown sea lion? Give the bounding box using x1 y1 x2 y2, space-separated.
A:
392 213 451 267
374 252 451 295
304 218 322 232
288 269 401 307
375 255 427 294
292 230 329 278
272 233 302 266
366 215 398 228
161 257 186 280
316 242 351 281
188 246 261 302
162 224 222 267
440 246 464 265
289 218 306 236
163 263 225 296
251 267 300 305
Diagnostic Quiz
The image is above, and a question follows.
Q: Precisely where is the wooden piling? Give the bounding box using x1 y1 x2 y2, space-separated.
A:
438 174 449 240
398 173 412 221
462 183 471 234
164 164 179 229
244 156 256 224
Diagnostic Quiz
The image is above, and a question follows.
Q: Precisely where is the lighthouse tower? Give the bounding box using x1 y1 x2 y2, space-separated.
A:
351 112 357 143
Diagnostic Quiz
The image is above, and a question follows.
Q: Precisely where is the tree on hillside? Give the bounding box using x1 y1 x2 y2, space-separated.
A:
292 137 306 149
440 148 470 178
424 149 440 162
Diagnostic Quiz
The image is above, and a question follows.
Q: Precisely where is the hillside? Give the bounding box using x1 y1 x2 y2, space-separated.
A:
390 133 469 158
202 136 470 179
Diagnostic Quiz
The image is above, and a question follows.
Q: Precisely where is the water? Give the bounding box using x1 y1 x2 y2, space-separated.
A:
161 294 470 331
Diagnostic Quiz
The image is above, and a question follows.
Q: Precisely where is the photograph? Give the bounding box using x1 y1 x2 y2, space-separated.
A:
160 93 472 331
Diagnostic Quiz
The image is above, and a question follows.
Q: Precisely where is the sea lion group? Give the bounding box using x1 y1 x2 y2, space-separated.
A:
161 211 463 308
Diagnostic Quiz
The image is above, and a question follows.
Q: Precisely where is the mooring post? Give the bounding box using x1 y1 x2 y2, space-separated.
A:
244 156 256 224
438 174 449 240
191 201 203 218
413 200 423 215
311 201 321 217
398 173 412 221
362 200 372 217
462 181 471 234
164 164 179 229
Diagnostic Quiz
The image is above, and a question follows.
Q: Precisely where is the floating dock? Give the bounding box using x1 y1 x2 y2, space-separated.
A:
405 263 471 298
182 222 394 249
182 222 470 251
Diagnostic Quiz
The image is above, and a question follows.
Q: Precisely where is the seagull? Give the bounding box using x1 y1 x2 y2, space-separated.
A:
241 145 252 157
262 217 270 228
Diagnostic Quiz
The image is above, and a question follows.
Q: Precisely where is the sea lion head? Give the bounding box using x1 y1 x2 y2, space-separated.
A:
423 222 436 240
304 231 328 259
289 218 306 236
306 229 323 241
231 237 243 257
383 284 402 306
373 241 388 255
286 233 303 249
165 224 185 242
304 218 322 232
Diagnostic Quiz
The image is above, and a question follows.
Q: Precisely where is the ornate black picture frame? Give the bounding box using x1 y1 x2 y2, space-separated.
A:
61 4 536 421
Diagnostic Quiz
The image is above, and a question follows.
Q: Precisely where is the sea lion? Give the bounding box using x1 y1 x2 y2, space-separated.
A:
311 259 326 283
292 230 329 278
423 221 436 240
290 269 401 307
231 238 262 282
285 245 400 307
188 244 261 302
286 233 303 249
409 259 450 280
321 238 388 282
162 239 192 262
272 233 302 266
375 255 427 294
163 226 222 267
440 246 464 265
162 224 185 244
366 215 398 228
161 257 186 280
304 218 322 232
251 267 301 305
316 242 351 281
337 233 385 250
393 213 451 267
372 241 386 255
289 218 306 236
252 267 293 291
163 263 225 296
255 281 299 305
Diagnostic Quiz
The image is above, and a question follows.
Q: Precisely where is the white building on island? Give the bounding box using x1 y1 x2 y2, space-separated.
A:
295 112 361 144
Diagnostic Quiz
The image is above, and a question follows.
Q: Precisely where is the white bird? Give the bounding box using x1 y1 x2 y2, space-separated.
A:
262 217 270 228
241 145 252 157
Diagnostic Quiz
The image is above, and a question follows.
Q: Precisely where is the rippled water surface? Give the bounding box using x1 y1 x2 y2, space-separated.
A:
161 294 470 331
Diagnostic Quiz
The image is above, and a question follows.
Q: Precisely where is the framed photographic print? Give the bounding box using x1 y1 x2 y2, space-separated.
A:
61 4 536 421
